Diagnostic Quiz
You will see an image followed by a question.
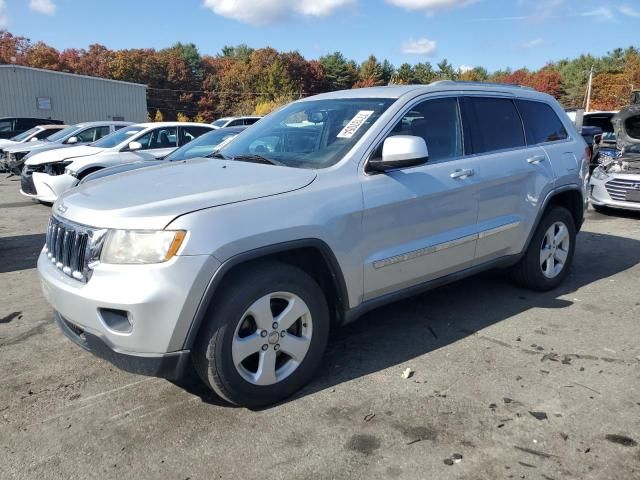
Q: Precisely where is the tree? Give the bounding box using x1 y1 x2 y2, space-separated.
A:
153 109 164 122
25 42 62 70
459 67 488 82
391 63 414 84
413 62 435 84
436 59 456 80
319 52 357 90
219 44 254 62
166 42 203 79
354 55 384 88
0 31 31 64
528 68 563 97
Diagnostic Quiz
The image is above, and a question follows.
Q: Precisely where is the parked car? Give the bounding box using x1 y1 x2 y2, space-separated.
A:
22 122 214 202
78 126 246 185
38 82 588 407
590 105 640 212
211 116 262 129
0 124 68 171
4 121 132 175
0 117 64 139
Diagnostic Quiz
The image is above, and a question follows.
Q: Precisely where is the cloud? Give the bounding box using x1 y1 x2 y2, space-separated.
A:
0 0 8 28
387 0 477 13
618 5 640 18
202 0 354 25
459 65 473 73
29 0 56 15
522 38 544 48
581 7 614 21
401 38 437 55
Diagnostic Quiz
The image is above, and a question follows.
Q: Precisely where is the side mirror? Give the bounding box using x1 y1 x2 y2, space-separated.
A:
128 141 142 151
369 135 429 172
66 136 78 144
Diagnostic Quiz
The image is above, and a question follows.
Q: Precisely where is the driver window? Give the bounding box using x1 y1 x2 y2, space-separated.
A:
385 97 463 162
135 127 178 150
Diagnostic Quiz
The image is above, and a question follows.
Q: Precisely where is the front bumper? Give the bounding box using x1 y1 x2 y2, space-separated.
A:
20 172 76 203
39 248 220 359
590 173 640 211
55 312 191 379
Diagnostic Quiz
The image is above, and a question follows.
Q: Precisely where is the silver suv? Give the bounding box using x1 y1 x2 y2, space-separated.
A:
38 82 589 407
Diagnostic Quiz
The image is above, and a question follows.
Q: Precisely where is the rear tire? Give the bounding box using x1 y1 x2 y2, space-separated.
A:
510 206 576 291
192 261 330 408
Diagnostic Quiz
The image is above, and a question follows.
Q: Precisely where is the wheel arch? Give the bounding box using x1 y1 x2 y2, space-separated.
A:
523 185 584 252
182 239 349 350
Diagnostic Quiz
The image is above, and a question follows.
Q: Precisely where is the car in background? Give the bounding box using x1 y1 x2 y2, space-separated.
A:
0 117 64 139
590 105 640 213
583 111 620 168
78 126 246 185
211 116 262 129
3 121 132 175
0 124 68 171
21 122 214 202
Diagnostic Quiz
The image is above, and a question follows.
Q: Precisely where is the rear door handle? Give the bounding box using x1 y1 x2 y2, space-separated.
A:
527 154 546 164
450 168 475 179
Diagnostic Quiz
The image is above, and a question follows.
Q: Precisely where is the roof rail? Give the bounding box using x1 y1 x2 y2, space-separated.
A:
430 80 535 90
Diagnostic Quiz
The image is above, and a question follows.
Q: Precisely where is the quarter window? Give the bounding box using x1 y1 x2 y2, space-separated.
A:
386 97 463 162
460 97 525 154
516 100 568 144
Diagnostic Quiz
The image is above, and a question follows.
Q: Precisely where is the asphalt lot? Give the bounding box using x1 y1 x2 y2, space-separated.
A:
1 174 639 480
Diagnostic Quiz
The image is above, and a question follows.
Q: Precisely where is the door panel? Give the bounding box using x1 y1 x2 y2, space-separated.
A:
362 160 480 300
473 146 554 263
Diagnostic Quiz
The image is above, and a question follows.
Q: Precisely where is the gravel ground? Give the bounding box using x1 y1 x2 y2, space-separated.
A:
1 174 639 480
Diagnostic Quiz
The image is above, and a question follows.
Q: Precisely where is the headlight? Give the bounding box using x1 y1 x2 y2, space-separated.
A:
591 167 609 181
101 230 186 264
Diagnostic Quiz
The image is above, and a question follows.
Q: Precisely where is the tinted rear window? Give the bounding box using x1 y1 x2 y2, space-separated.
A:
517 100 568 145
460 97 525 154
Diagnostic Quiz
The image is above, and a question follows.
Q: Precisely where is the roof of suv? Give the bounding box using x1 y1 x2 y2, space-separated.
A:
308 81 545 101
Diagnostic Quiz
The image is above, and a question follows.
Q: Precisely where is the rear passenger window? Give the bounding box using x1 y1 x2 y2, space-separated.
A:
516 100 568 144
387 97 463 162
460 97 525 154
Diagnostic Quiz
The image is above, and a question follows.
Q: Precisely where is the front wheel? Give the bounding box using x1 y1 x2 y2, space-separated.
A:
510 206 576 291
192 261 330 408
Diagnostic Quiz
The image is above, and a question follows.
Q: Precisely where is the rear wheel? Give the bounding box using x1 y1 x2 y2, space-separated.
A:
510 206 576 291
192 261 330 408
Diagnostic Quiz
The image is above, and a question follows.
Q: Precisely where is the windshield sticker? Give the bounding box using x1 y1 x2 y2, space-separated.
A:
336 110 375 139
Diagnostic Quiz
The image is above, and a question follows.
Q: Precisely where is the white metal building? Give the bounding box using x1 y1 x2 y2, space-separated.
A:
0 65 147 124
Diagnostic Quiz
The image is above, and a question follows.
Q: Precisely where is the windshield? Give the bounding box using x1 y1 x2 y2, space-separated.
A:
47 125 81 142
166 129 240 161
11 127 39 142
93 125 145 148
212 119 229 128
218 98 395 169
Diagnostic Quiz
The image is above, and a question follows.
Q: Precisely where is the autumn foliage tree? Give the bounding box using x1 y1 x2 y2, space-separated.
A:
2 30 640 118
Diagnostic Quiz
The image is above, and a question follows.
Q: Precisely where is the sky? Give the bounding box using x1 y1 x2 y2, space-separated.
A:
1 0 639 72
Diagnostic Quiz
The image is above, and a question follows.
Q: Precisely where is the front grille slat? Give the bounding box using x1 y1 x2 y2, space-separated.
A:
44 216 99 283
605 178 640 202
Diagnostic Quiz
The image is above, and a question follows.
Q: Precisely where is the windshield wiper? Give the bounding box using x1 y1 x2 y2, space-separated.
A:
231 154 280 166
207 151 230 159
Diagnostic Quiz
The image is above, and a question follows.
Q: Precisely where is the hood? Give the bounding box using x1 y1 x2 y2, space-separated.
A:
55 158 317 230
612 105 640 149
3 139 48 153
0 139 19 149
80 160 159 184
26 145 104 166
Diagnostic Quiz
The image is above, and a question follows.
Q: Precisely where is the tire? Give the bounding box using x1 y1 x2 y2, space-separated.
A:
192 261 330 408
510 206 576 291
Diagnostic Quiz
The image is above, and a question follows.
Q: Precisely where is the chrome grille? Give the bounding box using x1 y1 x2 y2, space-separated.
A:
44 216 103 282
605 178 640 202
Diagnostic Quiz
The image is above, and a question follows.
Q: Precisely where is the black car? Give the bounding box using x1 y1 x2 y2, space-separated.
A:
0 117 64 139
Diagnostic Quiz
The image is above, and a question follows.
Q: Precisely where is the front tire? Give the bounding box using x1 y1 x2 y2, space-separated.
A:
510 206 576 291
192 261 330 408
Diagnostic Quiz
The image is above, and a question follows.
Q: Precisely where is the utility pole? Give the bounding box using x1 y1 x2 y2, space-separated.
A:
585 66 594 113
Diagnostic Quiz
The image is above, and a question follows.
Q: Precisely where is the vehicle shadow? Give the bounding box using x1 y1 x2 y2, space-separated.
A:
179 229 640 409
0 233 46 273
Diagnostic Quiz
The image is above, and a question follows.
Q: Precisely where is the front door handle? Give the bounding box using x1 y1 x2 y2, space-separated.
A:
450 168 475 179
527 154 546 164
